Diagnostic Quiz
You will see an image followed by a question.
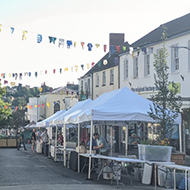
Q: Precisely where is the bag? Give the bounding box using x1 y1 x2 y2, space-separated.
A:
178 177 188 190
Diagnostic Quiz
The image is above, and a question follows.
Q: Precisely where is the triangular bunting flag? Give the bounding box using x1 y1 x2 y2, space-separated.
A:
95 44 100 48
87 63 90 69
122 46 126 51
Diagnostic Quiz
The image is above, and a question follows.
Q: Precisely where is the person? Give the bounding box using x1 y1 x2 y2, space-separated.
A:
70 132 78 142
87 133 98 153
31 128 36 152
93 133 110 156
57 131 63 145
17 128 27 150
41 129 49 155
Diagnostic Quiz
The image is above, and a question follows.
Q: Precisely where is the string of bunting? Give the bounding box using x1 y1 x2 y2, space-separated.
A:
0 23 127 53
1 90 79 112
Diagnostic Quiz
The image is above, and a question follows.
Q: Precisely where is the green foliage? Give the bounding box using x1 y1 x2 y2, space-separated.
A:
0 85 11 123
148 26 182 139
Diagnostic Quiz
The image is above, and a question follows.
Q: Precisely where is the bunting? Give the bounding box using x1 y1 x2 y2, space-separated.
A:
22 30 28 40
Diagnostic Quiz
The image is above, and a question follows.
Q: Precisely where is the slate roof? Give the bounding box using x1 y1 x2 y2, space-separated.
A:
81 41 130 78
131 13 190 49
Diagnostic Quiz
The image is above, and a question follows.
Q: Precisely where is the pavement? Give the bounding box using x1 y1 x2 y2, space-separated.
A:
0 144 166 190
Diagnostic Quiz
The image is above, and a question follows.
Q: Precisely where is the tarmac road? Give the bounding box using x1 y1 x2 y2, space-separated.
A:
0 144 165 190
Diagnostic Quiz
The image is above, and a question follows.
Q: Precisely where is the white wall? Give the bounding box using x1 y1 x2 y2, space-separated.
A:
93 66 119 99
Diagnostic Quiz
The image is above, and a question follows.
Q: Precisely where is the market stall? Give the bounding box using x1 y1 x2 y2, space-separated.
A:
62 87 181 179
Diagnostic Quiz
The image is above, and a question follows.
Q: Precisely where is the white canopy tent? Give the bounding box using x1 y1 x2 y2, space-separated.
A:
36 109 67 128
61 87 181 179
64 87 181 125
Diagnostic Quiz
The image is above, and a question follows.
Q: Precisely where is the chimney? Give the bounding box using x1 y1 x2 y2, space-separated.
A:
109 33 125 51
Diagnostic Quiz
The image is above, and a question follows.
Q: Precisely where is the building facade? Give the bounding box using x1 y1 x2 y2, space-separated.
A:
119 13 190 109
26 85 78 122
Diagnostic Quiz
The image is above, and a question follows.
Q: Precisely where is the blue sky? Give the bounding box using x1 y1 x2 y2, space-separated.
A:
0 0 190 88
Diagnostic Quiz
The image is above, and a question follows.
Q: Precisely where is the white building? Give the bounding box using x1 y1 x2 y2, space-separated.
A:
119 13 190 109
26 85 78 122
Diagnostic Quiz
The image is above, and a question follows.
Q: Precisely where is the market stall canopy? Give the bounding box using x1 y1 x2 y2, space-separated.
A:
64 87 181 125
36 109 66 128
24 120 36 129
50 99 92 126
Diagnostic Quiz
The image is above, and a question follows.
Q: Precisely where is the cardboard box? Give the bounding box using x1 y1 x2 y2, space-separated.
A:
171 153 185 165
76 146 86 153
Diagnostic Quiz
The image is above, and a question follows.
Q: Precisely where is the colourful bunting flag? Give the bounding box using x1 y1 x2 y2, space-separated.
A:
104 45 107 52
81 64 84 70
11 82 15 86
95 44 100 48
123 46 126 51
87 43 93 51
37 34 42 43
74 42 77 47
0 24 2 32
74 65 78 72
22 30 28 40
10 27 14 34
47 103 50 108
49 36 57 44
53 69 56 74
87 63 90 69
64 68 68 71
35 72 38 77
67 40 72 48
116 46 120 53
58 38 64 48
81 42 85 49
92 62 95 67
98 61 102 67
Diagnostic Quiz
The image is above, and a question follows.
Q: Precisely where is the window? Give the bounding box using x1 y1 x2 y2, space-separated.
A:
102 71 106 86
133 57 138 78
144 54 150 76
124 59 128 79
110 69 114 84
171 45 179 72
54 103 60 113
96 74 99 87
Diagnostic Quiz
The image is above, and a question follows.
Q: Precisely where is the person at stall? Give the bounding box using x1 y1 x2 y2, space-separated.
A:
41 129 49 155
93 133 110 156
57 131 63 145
87 133 97 152
31 128 36 152
70 132 78 142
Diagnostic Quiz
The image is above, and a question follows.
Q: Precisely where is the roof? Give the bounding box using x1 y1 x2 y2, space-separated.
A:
131 13 190 49
81 41 130 78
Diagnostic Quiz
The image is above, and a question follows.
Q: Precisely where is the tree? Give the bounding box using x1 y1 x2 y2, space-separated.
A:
0 85 11 124
148 27 182 140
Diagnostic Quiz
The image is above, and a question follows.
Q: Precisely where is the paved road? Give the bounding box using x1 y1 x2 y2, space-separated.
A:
0 145 165 190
